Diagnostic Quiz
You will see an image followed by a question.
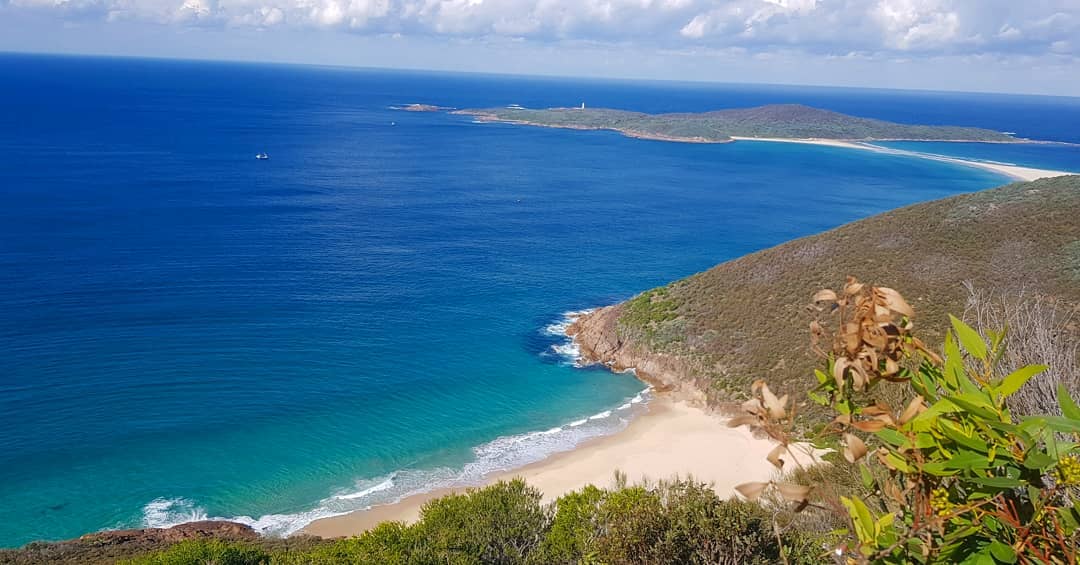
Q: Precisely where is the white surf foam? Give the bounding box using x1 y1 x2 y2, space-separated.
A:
142 498 208 529
134 391 653 539
334 475 396 500
543 309 596 367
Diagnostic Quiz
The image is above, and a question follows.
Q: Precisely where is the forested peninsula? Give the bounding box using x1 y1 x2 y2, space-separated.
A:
450 103 1023 143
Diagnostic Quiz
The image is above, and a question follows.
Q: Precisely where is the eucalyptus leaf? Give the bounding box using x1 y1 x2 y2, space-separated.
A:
950 315 988 361
998 365 1046 398
1059 383 1080 421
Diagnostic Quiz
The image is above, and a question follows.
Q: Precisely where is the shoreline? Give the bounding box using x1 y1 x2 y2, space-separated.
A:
728 136 1073 182
302 394 813 538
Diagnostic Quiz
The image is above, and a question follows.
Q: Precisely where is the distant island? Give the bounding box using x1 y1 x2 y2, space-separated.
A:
414 103 1025 144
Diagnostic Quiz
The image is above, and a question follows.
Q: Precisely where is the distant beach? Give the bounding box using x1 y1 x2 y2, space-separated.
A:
727 137 1073 181
303 394 817 538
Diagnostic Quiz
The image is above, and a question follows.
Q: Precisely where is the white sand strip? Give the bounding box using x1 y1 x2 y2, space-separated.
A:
729 136 1074 182
301 396 816 538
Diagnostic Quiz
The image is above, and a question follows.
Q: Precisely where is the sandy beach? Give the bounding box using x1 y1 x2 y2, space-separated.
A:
729 136 1074 182
302 395 815 538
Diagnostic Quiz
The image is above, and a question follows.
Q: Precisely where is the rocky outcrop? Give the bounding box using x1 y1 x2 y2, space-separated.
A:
0 521 259 565
567 305 708 406
79 520 258 545
400 104 448 112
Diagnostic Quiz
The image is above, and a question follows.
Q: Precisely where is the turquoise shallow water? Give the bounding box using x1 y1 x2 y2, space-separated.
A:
1 53 1078 547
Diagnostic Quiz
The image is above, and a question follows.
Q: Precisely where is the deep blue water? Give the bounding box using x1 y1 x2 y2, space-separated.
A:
1 53 1078 547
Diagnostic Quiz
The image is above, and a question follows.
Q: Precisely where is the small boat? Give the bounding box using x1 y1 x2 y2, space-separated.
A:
255 152 270 160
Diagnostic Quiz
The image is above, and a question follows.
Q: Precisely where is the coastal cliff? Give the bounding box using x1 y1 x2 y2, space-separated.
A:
567 305 710 406
567 175 1080 413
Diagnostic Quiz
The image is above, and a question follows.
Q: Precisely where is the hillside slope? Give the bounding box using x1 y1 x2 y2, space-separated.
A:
569 175 1080 408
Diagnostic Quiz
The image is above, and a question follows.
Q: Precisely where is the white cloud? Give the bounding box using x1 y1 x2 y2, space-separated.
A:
3 0 1078 58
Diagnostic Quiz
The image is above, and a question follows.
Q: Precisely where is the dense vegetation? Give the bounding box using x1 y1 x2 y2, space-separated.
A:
0 479 824 564
458 104 1021 143
606 175 1080 414
731 279 1079 563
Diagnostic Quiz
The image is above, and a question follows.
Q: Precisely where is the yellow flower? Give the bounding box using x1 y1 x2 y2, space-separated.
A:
1058 455 1080 486
929 488 952 517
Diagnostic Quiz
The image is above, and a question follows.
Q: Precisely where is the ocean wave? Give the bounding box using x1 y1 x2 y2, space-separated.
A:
542 309 595 367
142 498 208 529
334 475 396 500
135 388 652 539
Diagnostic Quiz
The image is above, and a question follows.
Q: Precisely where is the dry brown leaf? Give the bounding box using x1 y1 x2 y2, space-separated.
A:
767 444 786 469
851 363 868 391
813 289 838 303
862 324 887 349
862 405 888 416
899 396 925 425
876 287 914 318
844 276 865 296
741 398 762 416
884 480 904 504
851 419 886 432
843 323 860 354
761 383 787 420
776 483 812 503
727 415 758 428
832 357 850 389
873 413 896 426
735 481 769 501
843 433 868 463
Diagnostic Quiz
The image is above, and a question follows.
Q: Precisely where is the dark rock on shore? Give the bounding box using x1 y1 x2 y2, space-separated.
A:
0 521 259 564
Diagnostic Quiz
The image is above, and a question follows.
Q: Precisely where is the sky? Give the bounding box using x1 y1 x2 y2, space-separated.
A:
1 0 1078 96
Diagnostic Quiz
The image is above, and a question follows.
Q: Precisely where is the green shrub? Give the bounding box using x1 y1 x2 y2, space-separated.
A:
124 539 269 565
733 278 1080 563
592 485 667 564
621 286 680 337
274 522 415 564
535 478 785 565
412 479 549 565
534 485 604 564
655 482 778 565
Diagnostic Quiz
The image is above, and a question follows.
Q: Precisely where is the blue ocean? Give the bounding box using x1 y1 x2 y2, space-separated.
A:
1 53 1078 548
